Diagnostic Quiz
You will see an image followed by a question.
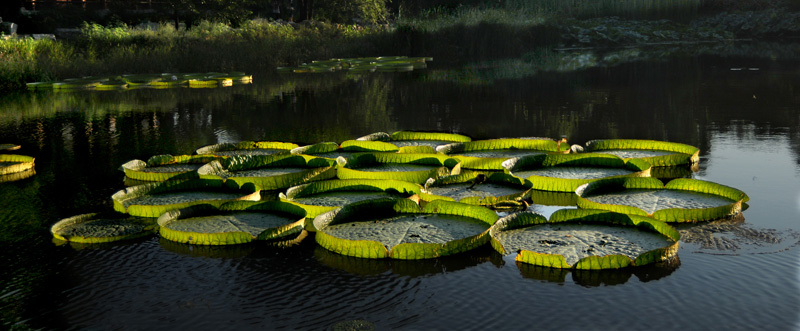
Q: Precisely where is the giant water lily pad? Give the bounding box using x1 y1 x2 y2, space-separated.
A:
423 171 531 211
0 154 35 175
437 138 567 170
583 139 700 167
280 179 440 222
0 168 36 183
503 153 651 192
576 177 749 222
198 154 336 191
336 153 457 184
112 179 261 217
195 141 298 157
490 209 680 269
27 72 251 91
157 201 307 245
313 198 498 259
358 131 472 150
51 213 157 244
121 154 221 183
291 140 398 160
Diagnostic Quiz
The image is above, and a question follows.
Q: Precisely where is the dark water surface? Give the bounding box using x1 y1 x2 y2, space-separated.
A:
1 49 799 330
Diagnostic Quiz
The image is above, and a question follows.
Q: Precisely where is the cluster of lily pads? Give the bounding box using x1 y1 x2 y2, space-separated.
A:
25 72 253 91
50 131 749 270
276 56 432 73
0 143 35 183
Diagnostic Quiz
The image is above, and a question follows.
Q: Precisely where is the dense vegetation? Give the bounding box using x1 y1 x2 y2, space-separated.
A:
1 0 799 91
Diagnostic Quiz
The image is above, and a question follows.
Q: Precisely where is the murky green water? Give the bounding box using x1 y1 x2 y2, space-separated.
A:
1 44 799 330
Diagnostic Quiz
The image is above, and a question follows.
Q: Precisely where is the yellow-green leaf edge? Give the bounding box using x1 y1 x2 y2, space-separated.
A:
575 177 749 222
313 198 498 260
585 139 700 166
504 153 652 192
111 179 261 217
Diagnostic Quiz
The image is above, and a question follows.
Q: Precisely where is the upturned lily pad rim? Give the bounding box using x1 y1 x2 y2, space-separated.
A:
0 144 21 151
502 153 652 192
584 139 700 166
336 152 458 184
51 212 158 244
575 177 749 223
195 141 299 155
111 179 262 217
357 131 472 144
489 209 679 269
156 201 307 245
423 170 533 206
313 198 498 260
436 137 566 155
197 153 337 191
120 154 221 182
280 178 441 223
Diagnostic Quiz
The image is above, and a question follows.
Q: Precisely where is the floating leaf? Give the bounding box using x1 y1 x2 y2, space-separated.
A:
51 212 157 244
198 154 336 191
313 199 497 260
195 141 298 157
112 179 261 217
157 201 306 245
490 209 679 269
504 153 651 192
121 154 221 182
337 152 456 184
576 177 749 222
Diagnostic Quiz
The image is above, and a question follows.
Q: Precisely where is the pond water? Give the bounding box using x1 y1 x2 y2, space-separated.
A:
1 45 799 330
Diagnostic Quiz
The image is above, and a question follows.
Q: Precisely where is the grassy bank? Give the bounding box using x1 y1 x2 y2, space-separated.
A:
2 5 799 91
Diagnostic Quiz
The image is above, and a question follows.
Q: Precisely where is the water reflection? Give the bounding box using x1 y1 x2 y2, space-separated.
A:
516 256 681 287
313 244 501 277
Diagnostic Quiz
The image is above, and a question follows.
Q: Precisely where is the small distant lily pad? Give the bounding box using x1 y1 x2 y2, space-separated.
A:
584 139 700 166
157 201 307 245
336 152 457 184
112 179 261 217
489 209 680 269
195 141 298 157
503 153 651 192
313 199 498 259
51 213 158 244
576 177 749 222
0 144 21 151
0 154 35 175
121 154 220 182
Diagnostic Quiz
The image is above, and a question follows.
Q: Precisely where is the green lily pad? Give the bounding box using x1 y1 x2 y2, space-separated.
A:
121 154 220 182
336 152 456 184
0 154 35 175
504 153 651 192
280 179 433 222
112 179 261 217
437 138 566 170
423 171 531 210
157 201 307 245
51 212 158 244
489 209 680 269
583 139 700 167
576 177 749 222
198 154 336 191
195 141 298 157
313 198 497 259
